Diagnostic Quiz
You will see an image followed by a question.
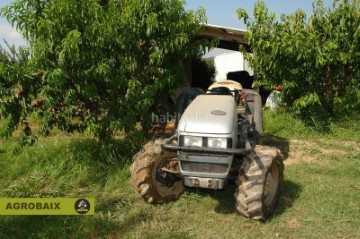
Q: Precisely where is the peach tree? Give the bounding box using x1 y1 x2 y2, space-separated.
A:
1 0 210 142
238 0 360 127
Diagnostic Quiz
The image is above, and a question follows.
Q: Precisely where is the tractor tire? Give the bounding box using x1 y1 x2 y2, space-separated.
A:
175 88 204 127
130 140 184 203
234 145 284 221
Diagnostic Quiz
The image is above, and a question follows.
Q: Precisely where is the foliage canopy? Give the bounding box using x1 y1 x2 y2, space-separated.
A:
238 0 360 127
0 0 210 141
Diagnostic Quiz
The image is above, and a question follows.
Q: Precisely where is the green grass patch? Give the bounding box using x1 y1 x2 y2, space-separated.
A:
264 108 360 141
0 112 360 238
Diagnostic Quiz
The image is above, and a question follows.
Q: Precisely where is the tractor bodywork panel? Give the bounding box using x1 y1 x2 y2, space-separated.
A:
177 94 237 135
177 94 238 189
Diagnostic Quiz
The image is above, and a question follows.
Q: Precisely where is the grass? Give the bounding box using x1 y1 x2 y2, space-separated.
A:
0 110 360 238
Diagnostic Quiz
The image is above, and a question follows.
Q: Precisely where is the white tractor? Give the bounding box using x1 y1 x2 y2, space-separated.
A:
130 80 284 221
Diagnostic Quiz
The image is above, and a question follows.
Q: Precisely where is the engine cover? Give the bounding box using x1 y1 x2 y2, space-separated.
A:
177 94 237 134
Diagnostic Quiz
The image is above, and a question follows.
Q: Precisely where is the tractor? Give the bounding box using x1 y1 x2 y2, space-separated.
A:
130 80 284 221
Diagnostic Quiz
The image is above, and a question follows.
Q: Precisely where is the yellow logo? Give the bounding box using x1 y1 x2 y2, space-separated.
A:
0 198 94 215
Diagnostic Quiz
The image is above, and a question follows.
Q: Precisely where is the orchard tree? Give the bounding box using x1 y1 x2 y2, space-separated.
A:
0 0 211 141
238 0 360 126
0 43 36 144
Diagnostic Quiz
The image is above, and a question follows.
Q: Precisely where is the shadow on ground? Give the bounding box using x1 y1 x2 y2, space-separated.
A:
0 211 154 239
261 133 290 160
183 178 302 221
0 216 115 239
269 180 302 221
177 135 298 219
69 138 137 166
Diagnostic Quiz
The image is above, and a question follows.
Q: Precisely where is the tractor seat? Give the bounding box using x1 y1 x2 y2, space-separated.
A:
207 87 232 95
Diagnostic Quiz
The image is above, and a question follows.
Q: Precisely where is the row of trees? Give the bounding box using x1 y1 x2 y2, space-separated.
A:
238 0 360 127
0 0 211 142
1 0 359 143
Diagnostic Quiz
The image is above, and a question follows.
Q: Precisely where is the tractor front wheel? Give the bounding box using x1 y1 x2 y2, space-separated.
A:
131 141 184 203
235 145 284 221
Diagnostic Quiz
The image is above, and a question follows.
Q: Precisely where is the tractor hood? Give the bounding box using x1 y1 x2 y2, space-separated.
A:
178 94 237 134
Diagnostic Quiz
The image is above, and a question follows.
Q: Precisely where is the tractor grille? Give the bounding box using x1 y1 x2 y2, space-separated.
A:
181 161 228 174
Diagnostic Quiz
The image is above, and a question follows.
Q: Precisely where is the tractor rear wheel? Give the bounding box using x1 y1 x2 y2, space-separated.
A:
234 145 284 221
130 140 184 203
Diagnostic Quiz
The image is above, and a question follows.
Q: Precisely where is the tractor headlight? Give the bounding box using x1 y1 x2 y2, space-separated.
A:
207 137 228 149
183 136 203 147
